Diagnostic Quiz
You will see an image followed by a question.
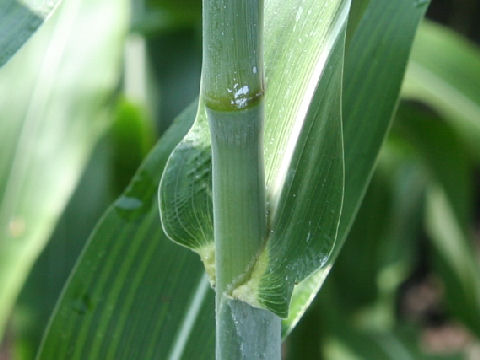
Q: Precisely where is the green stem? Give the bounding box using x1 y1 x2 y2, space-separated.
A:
202 0 281 359
209 105 281 359
202 0 264 111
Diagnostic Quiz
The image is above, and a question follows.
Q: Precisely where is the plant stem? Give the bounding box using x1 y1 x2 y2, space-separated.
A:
202 0 281 359
209 106 281 360
202 0 264 111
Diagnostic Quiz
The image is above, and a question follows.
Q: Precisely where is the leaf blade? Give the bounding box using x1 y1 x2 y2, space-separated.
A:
37 103 217 360
282 0 430 335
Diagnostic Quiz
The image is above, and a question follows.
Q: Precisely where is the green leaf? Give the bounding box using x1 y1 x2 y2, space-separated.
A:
337 0 429 249
0 0 61 68
160 0 348 317
38 103 217 360
345 0 370 46
285 0 430 335
0 0 127 339
403 21 480 159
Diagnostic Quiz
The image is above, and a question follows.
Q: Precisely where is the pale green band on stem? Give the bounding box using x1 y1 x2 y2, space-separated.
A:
207 105 266 291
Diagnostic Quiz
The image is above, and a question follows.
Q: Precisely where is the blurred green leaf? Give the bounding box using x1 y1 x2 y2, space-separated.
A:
0 0 62 67
146 29 202 133
394 102 480 338
394 103 473 229
131 0 201 35
12 139 112 359
289 279 463 360
0 0 127 339
111 97 155 194
398 20 480 336
323 327 463 360
426 187 480 338
403 21 480 159
332 160 425 317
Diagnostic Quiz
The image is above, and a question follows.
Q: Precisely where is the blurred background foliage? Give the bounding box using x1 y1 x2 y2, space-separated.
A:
0 0 479 359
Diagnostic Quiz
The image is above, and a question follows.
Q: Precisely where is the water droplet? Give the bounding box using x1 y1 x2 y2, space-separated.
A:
233 85 250 107
71 294 93 315
114 196 146 220
116 196 142 211
114 171 154 220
